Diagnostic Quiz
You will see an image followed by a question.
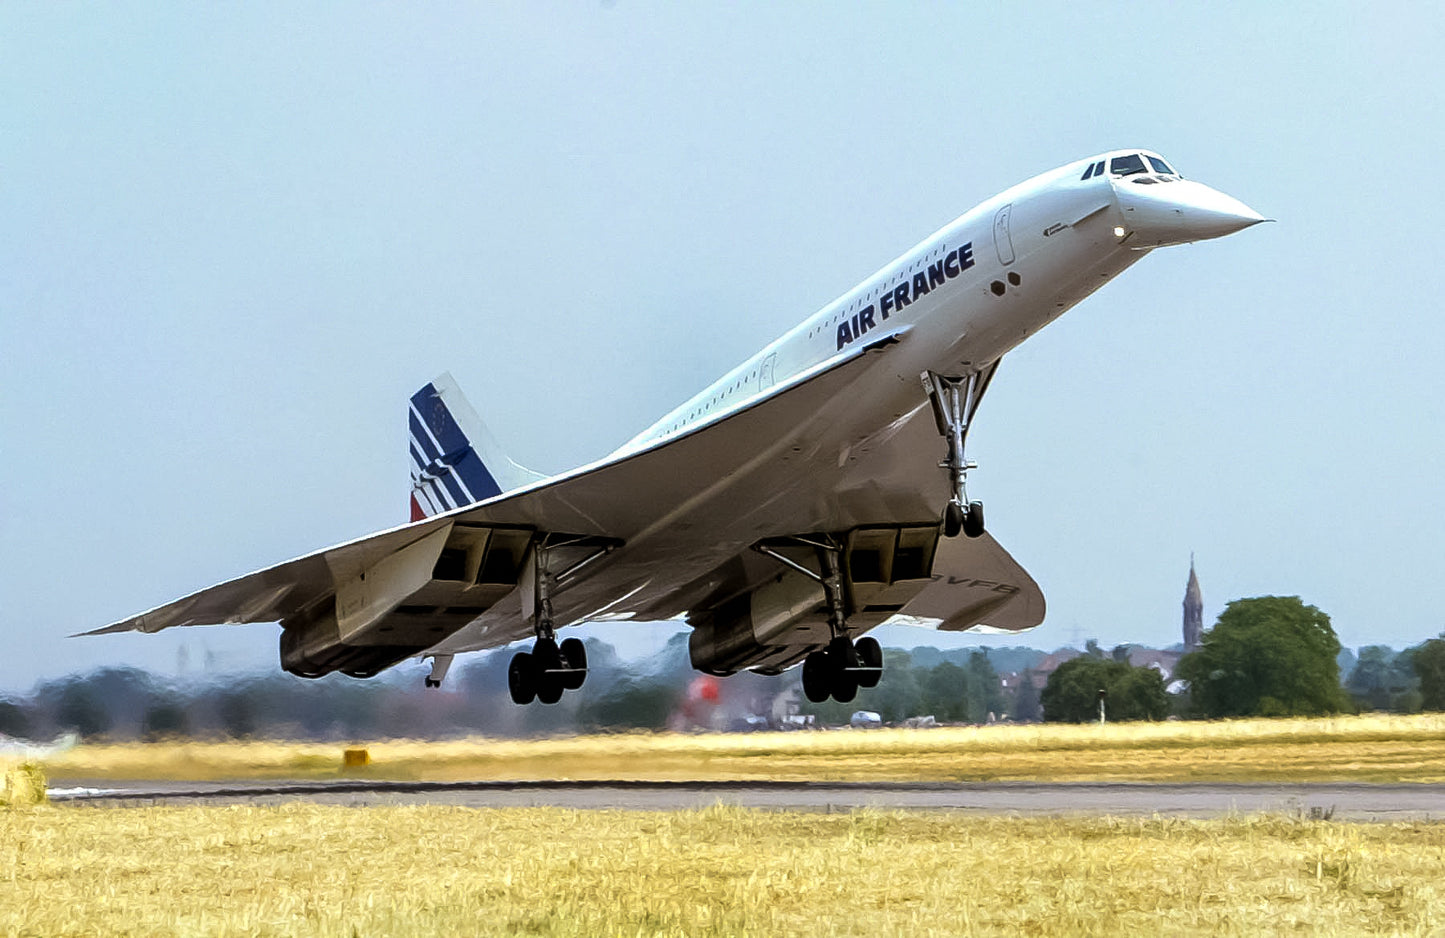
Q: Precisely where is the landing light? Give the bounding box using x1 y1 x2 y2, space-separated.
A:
1113 226 1127 238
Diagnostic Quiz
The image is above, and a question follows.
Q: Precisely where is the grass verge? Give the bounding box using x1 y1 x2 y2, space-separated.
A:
31 713 1445 784
2 804 1442 936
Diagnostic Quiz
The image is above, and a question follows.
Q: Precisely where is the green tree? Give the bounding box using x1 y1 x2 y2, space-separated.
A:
1041 656 1169 723
1411 637 1445 711
216 690 257 738
920 661 970 721
585 679 677 729
1176 596 1346 718
963 651 1005 722
55 681 112 739
142 700 189 740
1347 646 1420 712
1009 670 1043 722
0 698 31 738
866 649 923 722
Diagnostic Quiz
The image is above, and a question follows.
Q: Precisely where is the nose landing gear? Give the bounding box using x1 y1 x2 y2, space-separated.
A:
943 499 985 540
925 367 995 539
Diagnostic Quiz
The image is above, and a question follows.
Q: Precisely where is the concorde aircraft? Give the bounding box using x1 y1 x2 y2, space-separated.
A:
88 151 1265 705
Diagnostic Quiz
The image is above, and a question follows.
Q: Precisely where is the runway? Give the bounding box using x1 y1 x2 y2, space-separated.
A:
48 779 1445 820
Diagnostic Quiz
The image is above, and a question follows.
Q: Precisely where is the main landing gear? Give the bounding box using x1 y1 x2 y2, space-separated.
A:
755 535 885 704
925 369 989 539
507 535 616 705
802 635 882 704
508 635 587 706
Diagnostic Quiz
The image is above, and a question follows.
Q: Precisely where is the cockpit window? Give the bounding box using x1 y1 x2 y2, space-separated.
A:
1146 155 1176 175
1110 154 1149 176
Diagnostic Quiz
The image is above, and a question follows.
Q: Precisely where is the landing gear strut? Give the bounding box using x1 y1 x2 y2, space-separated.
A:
925 368 993 539
754 536 885 703
424 654 453 689
507 535 614 705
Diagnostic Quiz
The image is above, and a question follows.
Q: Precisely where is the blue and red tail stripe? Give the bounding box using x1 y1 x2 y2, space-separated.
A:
408 382 503 520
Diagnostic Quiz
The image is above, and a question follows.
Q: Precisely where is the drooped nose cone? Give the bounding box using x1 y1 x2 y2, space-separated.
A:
1113 177 1266 247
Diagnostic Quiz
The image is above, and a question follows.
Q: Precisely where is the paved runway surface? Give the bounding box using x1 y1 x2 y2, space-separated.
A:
48 779 1445 820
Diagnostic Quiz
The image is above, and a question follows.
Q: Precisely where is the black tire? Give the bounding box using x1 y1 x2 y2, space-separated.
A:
533 637 560 666
532 638 565 704
963 500 985 538
855 636 883 689
559 637 588 690
829 635 860 666
802 652 830 703
828 640 859 703
536 675 564 705
943 501 964 538
508 652 536 705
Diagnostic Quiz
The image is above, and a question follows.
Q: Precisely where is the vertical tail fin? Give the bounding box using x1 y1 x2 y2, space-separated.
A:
408 372 543 520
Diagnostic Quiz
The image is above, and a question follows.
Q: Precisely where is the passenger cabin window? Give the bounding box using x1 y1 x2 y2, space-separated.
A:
1146 155 1176 175
1110 154 1149 176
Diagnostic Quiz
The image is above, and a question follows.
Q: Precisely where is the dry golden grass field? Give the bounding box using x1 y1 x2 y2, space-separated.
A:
3 715 1444 936
2 804 1443 936
31 712 1445 785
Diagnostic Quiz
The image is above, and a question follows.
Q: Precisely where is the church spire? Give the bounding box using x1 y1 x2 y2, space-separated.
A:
1182 555 1203 650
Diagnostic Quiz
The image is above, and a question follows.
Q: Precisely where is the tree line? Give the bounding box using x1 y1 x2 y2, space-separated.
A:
0 635 1025 742
2 596 1442 740
1039 596 1445 722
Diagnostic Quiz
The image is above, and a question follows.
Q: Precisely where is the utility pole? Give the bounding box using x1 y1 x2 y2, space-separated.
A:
1097 688 1107 726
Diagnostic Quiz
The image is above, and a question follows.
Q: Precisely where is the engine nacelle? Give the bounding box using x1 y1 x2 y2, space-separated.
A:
280 601 482 679
280 523 530 679
689 569 830 676
689 525 942 676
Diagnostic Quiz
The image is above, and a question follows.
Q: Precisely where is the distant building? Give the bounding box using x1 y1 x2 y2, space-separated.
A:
1183 557 1204 650
1018 649 1083 690
1125 646 1181 682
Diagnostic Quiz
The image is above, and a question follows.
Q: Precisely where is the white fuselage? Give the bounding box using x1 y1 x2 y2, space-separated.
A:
619 152 1166 459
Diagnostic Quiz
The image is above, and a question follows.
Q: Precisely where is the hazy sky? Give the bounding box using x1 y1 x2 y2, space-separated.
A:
3 3 1443 693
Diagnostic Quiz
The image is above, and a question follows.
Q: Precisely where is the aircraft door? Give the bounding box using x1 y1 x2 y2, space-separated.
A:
993 204 1015 265
759 353 776 388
